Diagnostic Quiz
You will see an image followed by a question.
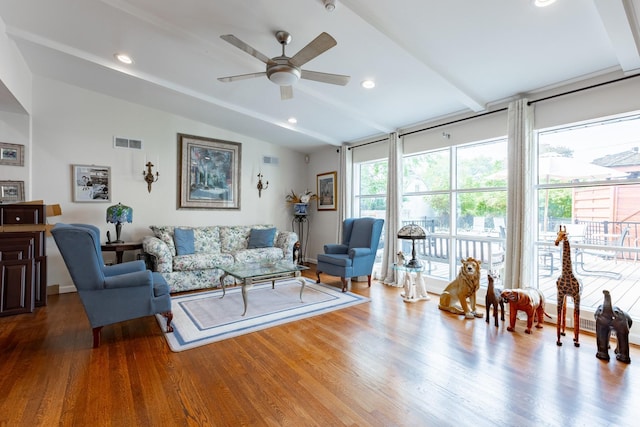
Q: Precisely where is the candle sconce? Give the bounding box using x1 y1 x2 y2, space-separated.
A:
257 172 268 197
143 161 159 193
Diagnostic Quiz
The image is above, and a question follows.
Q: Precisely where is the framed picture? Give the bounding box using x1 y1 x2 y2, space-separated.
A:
72 165 111 202
178 133 241 210
0 142 24 166
317 171 337 211
0 181 25 203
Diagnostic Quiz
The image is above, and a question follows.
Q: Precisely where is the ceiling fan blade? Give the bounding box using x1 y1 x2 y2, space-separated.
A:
301 70 350 86
280 86 293 100
289 32 337 67
217 72 266 83
220 34 272 64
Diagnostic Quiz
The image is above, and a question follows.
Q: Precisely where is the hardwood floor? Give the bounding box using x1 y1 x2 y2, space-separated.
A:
2 267 640 426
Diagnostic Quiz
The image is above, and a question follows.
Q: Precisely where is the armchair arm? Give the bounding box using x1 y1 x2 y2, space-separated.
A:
104 269 153 289
143 236 173 273
104 260 146 277
324 244 349 254
349 247 373 258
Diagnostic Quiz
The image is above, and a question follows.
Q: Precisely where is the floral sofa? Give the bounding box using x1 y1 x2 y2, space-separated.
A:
142 225 298 293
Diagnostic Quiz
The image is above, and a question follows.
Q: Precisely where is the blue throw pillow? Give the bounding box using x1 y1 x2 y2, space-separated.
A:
174 228 195 255
248 228 276 249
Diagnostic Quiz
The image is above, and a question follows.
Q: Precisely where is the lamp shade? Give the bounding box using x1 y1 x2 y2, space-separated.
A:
397 224 426 268
106 203 133 224
397 224 426 240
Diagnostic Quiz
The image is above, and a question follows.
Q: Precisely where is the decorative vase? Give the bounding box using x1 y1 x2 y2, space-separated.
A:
294 203 308 216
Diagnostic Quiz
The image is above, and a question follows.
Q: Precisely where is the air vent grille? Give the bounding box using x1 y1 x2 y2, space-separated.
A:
114 136 143 150
262 156 279 165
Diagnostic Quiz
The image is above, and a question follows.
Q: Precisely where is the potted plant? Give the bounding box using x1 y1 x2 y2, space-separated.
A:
285 189 317 216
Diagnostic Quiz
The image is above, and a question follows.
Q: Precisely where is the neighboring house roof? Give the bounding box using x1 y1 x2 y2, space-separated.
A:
593 147 640 167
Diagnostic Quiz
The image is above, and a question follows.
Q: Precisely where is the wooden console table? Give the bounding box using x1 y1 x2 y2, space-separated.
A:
101 242 143 264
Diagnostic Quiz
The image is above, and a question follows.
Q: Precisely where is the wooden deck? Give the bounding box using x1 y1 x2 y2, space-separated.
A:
538 252 640 319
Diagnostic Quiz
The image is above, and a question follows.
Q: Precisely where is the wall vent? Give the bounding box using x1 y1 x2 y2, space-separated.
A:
262 155 279 166
114 136 143 150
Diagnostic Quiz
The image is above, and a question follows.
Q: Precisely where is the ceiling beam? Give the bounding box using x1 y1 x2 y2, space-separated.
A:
593 0 640 73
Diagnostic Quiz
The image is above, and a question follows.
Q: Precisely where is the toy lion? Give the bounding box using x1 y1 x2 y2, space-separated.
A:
438 257 483 319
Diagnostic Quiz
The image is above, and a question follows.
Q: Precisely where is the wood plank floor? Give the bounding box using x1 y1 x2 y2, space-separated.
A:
2 267 640 426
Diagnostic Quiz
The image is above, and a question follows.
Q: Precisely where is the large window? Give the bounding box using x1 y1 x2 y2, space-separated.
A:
534 113 640 323
353 159 387 268
402 138 507 285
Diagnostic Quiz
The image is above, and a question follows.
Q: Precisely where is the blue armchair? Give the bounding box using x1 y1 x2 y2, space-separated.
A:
51 223 173 348
316 218 384 292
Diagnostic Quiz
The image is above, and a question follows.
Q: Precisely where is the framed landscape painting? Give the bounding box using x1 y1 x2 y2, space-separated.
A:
0 181 25 203
178 133 241 210
0 142 24 166
317 171 337 211
72 164 111 202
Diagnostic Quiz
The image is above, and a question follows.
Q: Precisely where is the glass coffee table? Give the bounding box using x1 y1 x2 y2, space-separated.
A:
216 261 309 316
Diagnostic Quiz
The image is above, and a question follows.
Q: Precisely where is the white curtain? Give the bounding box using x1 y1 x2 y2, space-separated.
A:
337 144 351 242
505 99 534 289
381 132 402 286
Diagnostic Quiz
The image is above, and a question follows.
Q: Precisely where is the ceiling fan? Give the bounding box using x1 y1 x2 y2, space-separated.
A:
217 30 350 100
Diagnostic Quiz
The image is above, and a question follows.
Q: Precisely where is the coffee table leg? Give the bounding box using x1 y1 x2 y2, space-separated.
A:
297 278 306 302
241 279 252 316
219 273 228 299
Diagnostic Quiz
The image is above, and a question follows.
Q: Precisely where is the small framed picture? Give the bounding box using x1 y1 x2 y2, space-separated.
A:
317 171 337 211
0 142 24 166
0 181 25 203
72 165 111 202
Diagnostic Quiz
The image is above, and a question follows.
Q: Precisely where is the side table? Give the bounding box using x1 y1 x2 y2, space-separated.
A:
101 242 143 264
393 263 430 303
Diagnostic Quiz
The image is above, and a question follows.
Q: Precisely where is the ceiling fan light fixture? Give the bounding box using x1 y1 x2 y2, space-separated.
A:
267 64 301 86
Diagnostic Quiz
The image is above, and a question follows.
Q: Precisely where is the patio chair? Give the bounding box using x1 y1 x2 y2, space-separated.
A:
51 223 173 347
574 226 629 280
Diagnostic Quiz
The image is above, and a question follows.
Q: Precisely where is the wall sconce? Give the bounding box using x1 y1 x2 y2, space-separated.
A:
257 172 268 197
143 161 159 193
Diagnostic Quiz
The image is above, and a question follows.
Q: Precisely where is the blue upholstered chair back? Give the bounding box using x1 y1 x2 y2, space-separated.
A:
51 223 106 291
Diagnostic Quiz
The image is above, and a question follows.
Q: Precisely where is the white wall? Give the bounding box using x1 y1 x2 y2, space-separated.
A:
302 147 341 264
29 76 308 290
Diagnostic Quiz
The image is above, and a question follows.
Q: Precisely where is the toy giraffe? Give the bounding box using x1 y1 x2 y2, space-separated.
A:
554 225 583 347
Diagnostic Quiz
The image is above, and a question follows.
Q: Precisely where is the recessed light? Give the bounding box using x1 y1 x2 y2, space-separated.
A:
288 117 297 124
114 53 133 64
361 80 375 89
534 0 556 7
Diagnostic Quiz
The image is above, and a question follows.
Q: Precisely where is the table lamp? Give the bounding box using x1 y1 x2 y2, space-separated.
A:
397 224 426 268
106 202 133 243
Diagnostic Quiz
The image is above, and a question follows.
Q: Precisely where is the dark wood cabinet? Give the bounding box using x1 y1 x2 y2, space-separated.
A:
0 203 47 316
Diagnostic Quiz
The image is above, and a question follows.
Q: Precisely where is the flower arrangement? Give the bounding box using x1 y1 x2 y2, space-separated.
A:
285 189 318 205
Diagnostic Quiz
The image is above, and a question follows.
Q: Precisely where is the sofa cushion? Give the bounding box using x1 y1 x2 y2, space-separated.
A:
174 228 195 255
173 252 234 272
150 225 176 256
233 247 286 264
219 226 251 253
247 227 276 248
193 226 221 254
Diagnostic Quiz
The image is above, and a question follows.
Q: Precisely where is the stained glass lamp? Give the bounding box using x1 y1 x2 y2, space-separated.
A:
397 224 426 268
106 203 133 243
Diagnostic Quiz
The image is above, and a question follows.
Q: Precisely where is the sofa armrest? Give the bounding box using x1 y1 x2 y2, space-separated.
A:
143 236 173 273
275 230 299 261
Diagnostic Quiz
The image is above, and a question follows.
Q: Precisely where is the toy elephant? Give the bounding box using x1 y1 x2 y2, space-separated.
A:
594 290 632 364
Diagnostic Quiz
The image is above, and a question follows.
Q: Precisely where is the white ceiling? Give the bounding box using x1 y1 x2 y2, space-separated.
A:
1 0 639 152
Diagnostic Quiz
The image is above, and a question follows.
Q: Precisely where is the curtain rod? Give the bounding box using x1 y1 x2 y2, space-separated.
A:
347 136 389 150
528 72 640 105
399 108 507 138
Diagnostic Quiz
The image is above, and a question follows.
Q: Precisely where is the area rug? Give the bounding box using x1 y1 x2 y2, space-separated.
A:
155 278 369 352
